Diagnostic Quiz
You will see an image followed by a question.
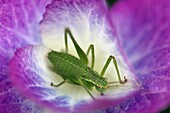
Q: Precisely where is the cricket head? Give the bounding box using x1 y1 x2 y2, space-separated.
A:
95 77 108 93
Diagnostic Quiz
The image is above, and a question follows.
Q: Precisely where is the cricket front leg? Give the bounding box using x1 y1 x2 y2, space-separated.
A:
100 55 127 84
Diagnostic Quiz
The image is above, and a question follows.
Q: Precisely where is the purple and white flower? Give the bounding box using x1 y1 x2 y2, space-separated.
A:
0 0 170 113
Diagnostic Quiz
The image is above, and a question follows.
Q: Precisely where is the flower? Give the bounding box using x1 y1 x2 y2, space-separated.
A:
0 0 169 113
9 0 139 112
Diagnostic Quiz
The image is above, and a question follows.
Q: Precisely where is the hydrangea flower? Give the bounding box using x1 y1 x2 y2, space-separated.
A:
0 0 169 113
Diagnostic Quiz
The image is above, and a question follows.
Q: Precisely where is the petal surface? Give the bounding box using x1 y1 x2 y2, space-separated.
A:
10 45 138 113
0 0 50 112
10 0 139 112
110 0 170 112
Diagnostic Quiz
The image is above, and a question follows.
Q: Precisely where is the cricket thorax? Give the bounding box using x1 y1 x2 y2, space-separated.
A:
82 67 108 88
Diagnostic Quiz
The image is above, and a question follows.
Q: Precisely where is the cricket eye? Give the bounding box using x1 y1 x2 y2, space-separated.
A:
98 86 102 88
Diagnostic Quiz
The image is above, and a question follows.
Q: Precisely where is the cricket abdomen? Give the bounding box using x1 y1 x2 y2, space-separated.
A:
47 51 87 82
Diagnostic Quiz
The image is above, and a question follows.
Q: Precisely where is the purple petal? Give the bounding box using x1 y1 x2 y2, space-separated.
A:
10 44 138 113
0 0 50 112
110 0 170 112
10 0 139 112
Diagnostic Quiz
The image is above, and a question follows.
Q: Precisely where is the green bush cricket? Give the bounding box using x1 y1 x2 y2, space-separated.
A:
47 28 127 100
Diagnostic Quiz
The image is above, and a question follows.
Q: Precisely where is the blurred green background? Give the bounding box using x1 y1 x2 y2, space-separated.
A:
106 0 118 6
106 0 170 113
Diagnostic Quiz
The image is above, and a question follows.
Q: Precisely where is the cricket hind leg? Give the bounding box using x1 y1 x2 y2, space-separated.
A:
86 44 95 69
64 28 88 64
100 55 127 84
